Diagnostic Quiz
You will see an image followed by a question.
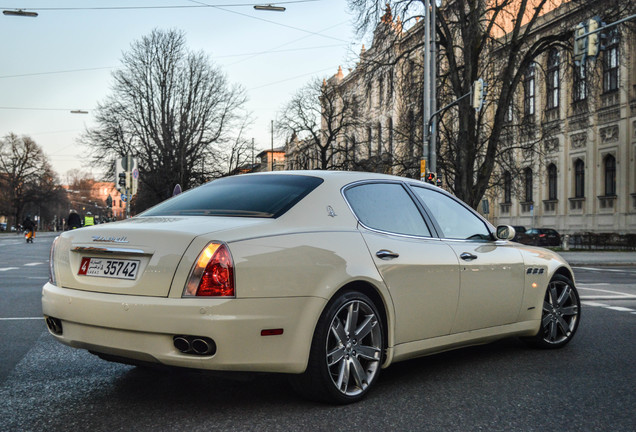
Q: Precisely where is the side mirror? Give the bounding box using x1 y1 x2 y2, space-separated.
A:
496 225 516 241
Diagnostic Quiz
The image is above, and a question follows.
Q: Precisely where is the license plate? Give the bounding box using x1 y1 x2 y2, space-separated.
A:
78 257 140 280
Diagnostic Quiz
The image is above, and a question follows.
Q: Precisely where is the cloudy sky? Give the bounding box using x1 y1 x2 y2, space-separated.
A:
0 0 363 181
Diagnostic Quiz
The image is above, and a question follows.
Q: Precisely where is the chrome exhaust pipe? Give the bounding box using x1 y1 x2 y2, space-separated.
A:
45 317 63 335
173 335 216 356
173 336 191 353
191 338 213 355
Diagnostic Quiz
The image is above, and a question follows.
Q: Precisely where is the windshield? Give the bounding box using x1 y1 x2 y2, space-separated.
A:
140 174 323 218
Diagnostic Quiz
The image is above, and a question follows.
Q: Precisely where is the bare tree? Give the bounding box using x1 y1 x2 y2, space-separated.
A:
348 0 635 208
0 133 57 227
82 29 248 209
277 77 362 170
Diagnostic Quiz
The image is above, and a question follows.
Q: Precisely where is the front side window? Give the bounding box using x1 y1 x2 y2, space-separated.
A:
142 174 323 218
546 49 560 110
344 183 432 237
411 187 491 241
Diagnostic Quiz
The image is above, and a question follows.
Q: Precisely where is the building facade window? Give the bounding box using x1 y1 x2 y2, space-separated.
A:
503 171 512 203
367 126 373 157
524 167 533 202
378 76 384 107
574 159 585 198
377 122 382 154
546 49 560 110
523 63 535 117
604 154 616 196
387 118 393 155
603 28 619 93
573 62 587 102
547 164 557 200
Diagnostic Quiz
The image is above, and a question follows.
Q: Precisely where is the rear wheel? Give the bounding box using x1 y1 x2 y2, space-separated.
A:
290 291 384 404
526 274 580 348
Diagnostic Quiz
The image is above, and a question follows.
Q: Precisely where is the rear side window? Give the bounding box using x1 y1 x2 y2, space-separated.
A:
141 174 323 218
344 183 432 237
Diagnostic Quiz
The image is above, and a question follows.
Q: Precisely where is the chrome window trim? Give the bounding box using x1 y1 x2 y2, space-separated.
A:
341 179 438 240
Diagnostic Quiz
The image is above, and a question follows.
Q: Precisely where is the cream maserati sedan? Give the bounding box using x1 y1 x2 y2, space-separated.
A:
43 171 580 404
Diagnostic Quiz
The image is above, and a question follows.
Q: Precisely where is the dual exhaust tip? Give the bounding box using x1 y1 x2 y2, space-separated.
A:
173 335 216 356
45 316 63 335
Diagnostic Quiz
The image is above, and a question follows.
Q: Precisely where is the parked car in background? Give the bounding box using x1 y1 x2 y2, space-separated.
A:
0 222 6 231
511 226 528 243
42 171 579 404
524 228 562 247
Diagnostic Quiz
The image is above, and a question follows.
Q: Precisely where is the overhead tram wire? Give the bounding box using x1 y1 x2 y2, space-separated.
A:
0 1 319 12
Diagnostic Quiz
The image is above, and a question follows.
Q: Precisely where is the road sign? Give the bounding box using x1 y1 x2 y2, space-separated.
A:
121 193 128 203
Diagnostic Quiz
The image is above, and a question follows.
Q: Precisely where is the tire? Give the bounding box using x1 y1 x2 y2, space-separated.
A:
525 274 580 349
289 290 384 404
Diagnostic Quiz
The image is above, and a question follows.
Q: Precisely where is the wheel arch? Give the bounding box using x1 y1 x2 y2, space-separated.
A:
553 266 574 283
324 280 393 367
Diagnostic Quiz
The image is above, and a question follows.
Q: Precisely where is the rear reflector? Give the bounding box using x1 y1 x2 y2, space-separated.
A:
261 329 284 336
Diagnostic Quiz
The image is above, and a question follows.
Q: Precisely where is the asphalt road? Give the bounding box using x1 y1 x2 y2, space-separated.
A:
1 233 634 431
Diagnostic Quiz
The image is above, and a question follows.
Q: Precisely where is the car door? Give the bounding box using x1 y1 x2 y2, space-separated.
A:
410 185 525 333
343 182 460 344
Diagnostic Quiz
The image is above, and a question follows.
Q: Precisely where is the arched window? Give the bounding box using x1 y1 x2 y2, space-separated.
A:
546 49 560 110
547 164 557 200
604 154 616 196
574 159 585 198
503 171 512 203
524 167 533 202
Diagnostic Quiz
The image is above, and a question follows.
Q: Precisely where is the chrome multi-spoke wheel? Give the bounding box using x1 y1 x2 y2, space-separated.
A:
326 299 382 397
527 274 580 348
289 291 384 404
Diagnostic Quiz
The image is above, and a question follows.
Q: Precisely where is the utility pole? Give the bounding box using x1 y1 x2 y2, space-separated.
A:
422 0 431 181
270 120 274 171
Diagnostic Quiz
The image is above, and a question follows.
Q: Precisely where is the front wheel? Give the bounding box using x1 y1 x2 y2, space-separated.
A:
525 274 580 349
290 291 384 404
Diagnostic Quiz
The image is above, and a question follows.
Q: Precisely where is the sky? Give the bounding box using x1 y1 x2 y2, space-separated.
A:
0 0 363 182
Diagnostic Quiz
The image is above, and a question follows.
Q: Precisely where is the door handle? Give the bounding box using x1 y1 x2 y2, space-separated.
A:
376 250 399 260
460 252 478 261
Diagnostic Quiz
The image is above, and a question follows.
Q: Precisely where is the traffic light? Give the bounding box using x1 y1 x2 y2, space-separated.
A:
472 78 484 111
587 17 603 58
118 172 126 188
573 21 587 65
425 172 437 185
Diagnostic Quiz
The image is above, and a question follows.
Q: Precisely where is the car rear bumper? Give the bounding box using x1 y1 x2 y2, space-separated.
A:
42 282 326 374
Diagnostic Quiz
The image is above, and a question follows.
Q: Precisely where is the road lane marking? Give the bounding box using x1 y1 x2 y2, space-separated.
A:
604 306 636 313
0 267 19 272
582 301 636 315
0 317 43 321
578 287 636 298
574 267 636 273
24 262 44 267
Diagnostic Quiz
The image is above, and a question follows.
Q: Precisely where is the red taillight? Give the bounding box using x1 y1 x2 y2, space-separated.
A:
184 242 235 297
539 234 546 238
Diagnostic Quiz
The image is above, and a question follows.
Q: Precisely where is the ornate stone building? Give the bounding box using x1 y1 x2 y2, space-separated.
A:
312 3 635 234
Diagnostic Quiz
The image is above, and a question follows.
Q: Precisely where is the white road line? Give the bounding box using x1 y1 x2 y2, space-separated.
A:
604 306 636 313
582 301 608 307
0 267 19 272
0 317 43 321
573 267 636 273
581 295 636 300
24 262 44 267
578 287 636 297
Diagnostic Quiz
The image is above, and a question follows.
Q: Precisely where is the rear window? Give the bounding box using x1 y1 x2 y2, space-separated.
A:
141 174 323 218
